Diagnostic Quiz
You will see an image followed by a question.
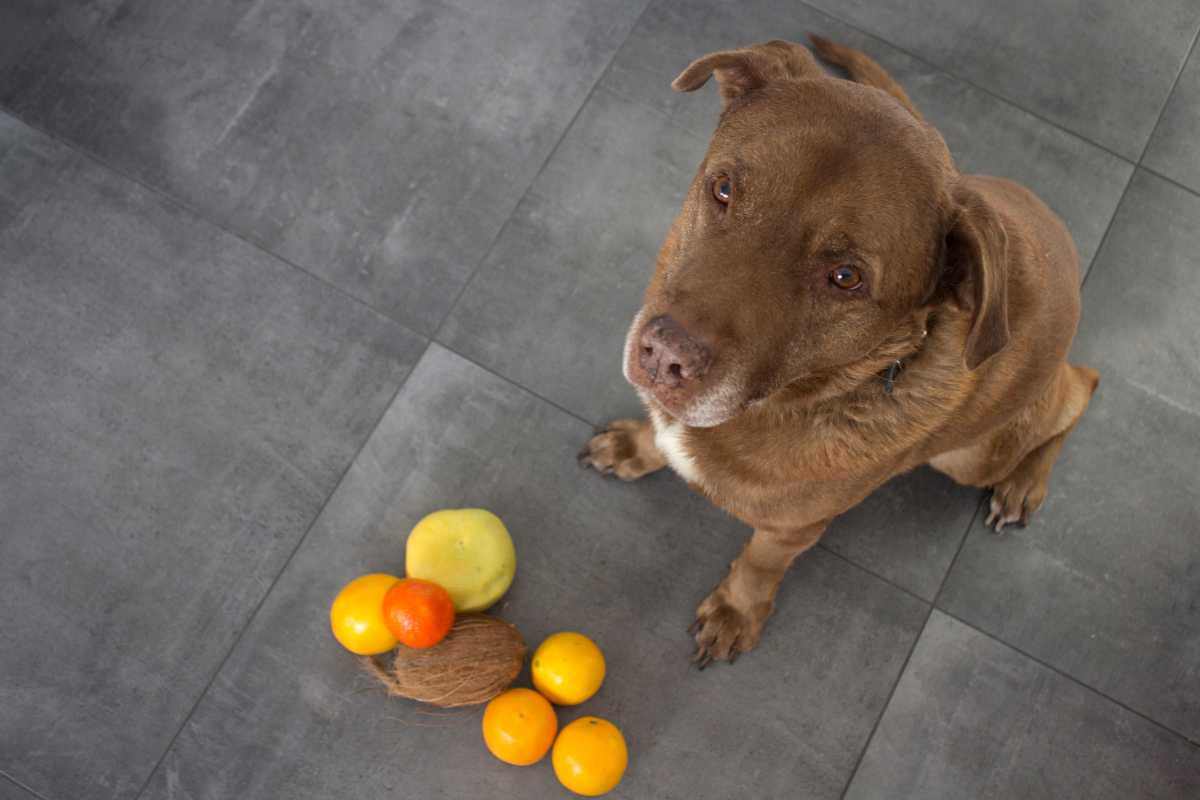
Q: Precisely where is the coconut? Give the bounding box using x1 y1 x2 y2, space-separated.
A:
364 614 525 707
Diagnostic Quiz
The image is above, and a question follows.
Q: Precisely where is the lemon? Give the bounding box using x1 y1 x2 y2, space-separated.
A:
329 573 399 655
532 632 606 706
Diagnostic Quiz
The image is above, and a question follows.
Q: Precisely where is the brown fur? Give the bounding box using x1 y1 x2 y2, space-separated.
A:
579 38 1098 664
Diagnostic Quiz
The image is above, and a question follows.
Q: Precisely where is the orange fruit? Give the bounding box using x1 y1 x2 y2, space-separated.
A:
481 688 558 766
329 573 399 655
532 632 606 705
381 578 456 648
552 716 628 796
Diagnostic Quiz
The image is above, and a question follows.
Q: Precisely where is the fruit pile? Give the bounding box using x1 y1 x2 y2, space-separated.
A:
329 508 627 797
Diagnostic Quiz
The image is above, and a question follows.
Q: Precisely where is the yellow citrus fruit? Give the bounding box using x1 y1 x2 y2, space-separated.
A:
329 573 400 655
406 509 516 612
532 632 606 705
552 716 628 796
481 688 558 766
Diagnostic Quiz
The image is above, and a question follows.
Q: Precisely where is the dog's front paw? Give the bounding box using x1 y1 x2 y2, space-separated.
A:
577 419 665 481
689 587 769 668
986 470 1047 533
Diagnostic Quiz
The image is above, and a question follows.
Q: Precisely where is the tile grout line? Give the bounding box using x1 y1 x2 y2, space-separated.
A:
435 340 598 430
429 0 655 343
815 541 933 606
822 513 1200 752
837 495 986 799
794 0 1174 167
127 338 438 800
1140 162 1200 203
0 769 52 800
1082 22 1200 292
1078 169 1135 291
1136 24 1200 170
936 607 1200 750
0 104 609 438
0 0 656 349
791 0 1200 296
0 103 425 342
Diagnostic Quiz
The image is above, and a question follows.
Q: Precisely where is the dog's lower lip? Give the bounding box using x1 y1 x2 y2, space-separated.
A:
636 382 688 416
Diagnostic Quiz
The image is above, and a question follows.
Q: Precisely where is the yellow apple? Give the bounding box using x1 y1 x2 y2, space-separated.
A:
405 509 516 612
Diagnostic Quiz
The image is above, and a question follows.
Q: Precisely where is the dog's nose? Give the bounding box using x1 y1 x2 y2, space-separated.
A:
638 315 712 387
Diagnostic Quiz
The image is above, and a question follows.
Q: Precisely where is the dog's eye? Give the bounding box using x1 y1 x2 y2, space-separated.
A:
712 176 732 205
829 265 863 290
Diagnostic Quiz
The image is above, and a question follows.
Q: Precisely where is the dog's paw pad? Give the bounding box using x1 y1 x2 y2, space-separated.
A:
690 592 765 667
578 420 659 481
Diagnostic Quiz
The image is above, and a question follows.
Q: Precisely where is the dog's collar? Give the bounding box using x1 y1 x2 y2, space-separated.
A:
880 326 928 395
882 359 904 394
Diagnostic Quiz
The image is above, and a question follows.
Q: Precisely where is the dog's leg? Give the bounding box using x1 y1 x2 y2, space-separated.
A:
578 418 667 481
691 521 828 666
987 362 1099 532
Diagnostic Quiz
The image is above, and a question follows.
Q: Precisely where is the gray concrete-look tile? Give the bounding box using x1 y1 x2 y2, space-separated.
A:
938 169 1200 741
1072 170 1200 405
439 84 708 426
139 345 929 800
823 467 982 601
1144 43 1200 196
799 0 1200 160
0 0 649 334
0 114 425 800
441 0 1126 601
845 612 1200 799
0 775 39 800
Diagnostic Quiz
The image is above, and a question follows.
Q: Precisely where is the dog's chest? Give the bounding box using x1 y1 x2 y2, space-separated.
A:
652 415 705 485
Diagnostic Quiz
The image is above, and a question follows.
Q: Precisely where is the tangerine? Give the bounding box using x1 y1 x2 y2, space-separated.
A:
381 578 456 649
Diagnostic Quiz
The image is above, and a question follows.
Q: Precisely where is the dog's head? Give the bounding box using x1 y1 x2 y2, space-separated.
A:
624 40 1009 427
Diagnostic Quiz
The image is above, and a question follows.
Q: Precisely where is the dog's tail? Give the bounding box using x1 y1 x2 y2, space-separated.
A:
808 34 923 122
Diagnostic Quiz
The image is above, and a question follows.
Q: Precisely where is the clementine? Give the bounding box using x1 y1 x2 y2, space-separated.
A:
381 578 456 649
531 631 606 705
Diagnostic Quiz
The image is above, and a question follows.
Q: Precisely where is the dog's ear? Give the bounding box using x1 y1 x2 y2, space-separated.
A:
943 185 1011 370
671 40 821 107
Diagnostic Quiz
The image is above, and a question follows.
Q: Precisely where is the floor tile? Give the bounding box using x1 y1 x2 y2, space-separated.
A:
0 0 649 334
0 776 38 800
1144 44 1200 195
1072 170 1200 405
440 0 1128 600
0 114 425 800
823 467 981 601
438 84 709 425
938 170 1200 740
799 0 1200 160
139 345 929 800
845 612 1200 799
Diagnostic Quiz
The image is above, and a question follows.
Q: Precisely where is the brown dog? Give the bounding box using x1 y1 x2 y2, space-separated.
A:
579 37 1099 666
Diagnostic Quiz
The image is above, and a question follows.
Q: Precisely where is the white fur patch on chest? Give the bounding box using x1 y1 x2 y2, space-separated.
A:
653 416 704 486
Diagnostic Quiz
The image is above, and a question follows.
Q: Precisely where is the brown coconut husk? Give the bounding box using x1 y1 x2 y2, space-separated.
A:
364 613 525 708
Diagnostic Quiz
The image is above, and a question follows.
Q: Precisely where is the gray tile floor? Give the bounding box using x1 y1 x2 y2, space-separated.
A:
2 1 1198 798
